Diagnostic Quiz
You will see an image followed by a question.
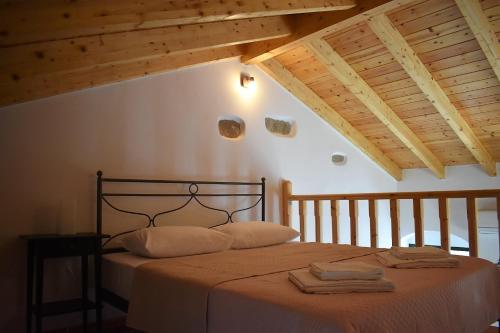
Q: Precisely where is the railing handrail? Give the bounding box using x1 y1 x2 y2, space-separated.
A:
281 180 500 262
289 189 500 201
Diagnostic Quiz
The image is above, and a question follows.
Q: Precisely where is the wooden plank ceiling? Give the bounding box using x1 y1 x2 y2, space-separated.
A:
261 0 500 179
0 0 357 106
0 0 499 180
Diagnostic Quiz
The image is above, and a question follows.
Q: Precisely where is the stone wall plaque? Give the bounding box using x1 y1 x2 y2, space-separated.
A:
264 116 295 137
218 116 244 139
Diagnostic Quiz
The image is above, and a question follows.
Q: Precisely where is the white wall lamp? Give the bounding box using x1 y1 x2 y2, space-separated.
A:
240 73 255 89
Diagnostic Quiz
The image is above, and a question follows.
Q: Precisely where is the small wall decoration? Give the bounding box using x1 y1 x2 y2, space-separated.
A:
218 115 245 140
331 153 347 165
264 115 295 137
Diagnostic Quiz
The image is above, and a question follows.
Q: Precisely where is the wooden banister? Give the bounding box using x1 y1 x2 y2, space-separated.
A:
289 189 500 201
281 180 292 227
299 200 306 242
314 200 321 243
281 180 500 259
390 199 400 247
349 200 357 246
413 198 423 247
330 200 339 244
497 195 500 263
438 197 449 251
467 197 478 257
368 199 377 248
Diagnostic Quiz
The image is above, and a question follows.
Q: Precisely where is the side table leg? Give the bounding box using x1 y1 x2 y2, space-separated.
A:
81 255 88 333
95 252 102 333
26 244 33 333
35 257 44 333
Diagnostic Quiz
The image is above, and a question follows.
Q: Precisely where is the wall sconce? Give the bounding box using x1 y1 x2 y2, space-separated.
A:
240 73 255 89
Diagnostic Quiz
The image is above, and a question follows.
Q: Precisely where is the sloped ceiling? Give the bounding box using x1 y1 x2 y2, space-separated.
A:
259 0 500 179
1 0 499 180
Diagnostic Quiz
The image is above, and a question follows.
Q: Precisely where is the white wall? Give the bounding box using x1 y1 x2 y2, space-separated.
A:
398 164 500 192
397 164 500 262
0 59 396 331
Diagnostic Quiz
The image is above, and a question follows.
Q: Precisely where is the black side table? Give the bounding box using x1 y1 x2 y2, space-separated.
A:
20 233 109 333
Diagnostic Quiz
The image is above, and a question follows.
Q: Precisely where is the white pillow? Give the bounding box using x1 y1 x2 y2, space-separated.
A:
122 226 233 258
216 221 300 249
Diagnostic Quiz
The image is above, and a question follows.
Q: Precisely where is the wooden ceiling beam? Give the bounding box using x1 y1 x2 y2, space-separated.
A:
0 0 356 46
258 58 403 180
368 14 497 176
0 46 242 107
306 38 445 178
454 0 500 81
241 0 415 64
0 16 291 80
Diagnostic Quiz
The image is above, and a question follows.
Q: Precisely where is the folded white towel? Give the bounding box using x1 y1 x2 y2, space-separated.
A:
389 246 450 260
376 251 459 269
309 261 383 281
289 269 394 294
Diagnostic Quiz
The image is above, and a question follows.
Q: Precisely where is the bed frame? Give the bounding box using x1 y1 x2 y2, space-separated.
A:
95 174 499 330
95 171 266 324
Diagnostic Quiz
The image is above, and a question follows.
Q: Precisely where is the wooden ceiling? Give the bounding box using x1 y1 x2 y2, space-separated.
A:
1 0 499 180
258 0 500 180
0 0 358 105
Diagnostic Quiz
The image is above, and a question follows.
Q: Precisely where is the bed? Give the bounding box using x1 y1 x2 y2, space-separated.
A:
95 171 500 333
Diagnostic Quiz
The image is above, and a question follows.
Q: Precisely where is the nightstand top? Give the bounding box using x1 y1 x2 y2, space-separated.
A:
19 232 110 241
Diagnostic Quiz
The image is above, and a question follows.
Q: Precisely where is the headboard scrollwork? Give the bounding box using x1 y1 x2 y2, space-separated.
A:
96 171 266 247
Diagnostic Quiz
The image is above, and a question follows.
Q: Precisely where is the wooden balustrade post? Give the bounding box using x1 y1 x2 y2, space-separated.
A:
330 200 338 244
497 194 500 264
413 198 424 247
349 200 357 246
299 200 306 242
281 180 292 227
466 197 478 257
390 199 400 247
284 188 499 255
368 199 377 248
314 200 321 243
438 197 450 251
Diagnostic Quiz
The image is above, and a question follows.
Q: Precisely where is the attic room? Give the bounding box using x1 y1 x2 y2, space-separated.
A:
0 0 499 332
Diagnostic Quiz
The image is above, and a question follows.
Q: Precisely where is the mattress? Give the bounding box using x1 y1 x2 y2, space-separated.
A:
102 252 154 300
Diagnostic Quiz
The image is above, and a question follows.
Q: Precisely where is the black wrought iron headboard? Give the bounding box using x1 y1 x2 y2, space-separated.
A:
96 170 266 247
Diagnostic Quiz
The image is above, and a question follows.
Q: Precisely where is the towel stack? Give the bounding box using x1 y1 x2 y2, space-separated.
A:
376 246 459 268
288 261 394 294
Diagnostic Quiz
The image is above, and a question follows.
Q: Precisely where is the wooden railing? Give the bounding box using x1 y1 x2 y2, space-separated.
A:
281 180 500 257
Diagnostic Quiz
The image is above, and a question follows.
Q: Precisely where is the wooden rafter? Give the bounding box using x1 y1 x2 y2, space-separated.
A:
257 58 402 180
368 14 497 176
0 46 242 107
1 16 291 80
306 38 445 178
0 0 356 46
455 0 500 81
241 0 415 64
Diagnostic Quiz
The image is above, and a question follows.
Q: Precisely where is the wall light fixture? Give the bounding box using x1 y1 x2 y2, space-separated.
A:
240 73 255 89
